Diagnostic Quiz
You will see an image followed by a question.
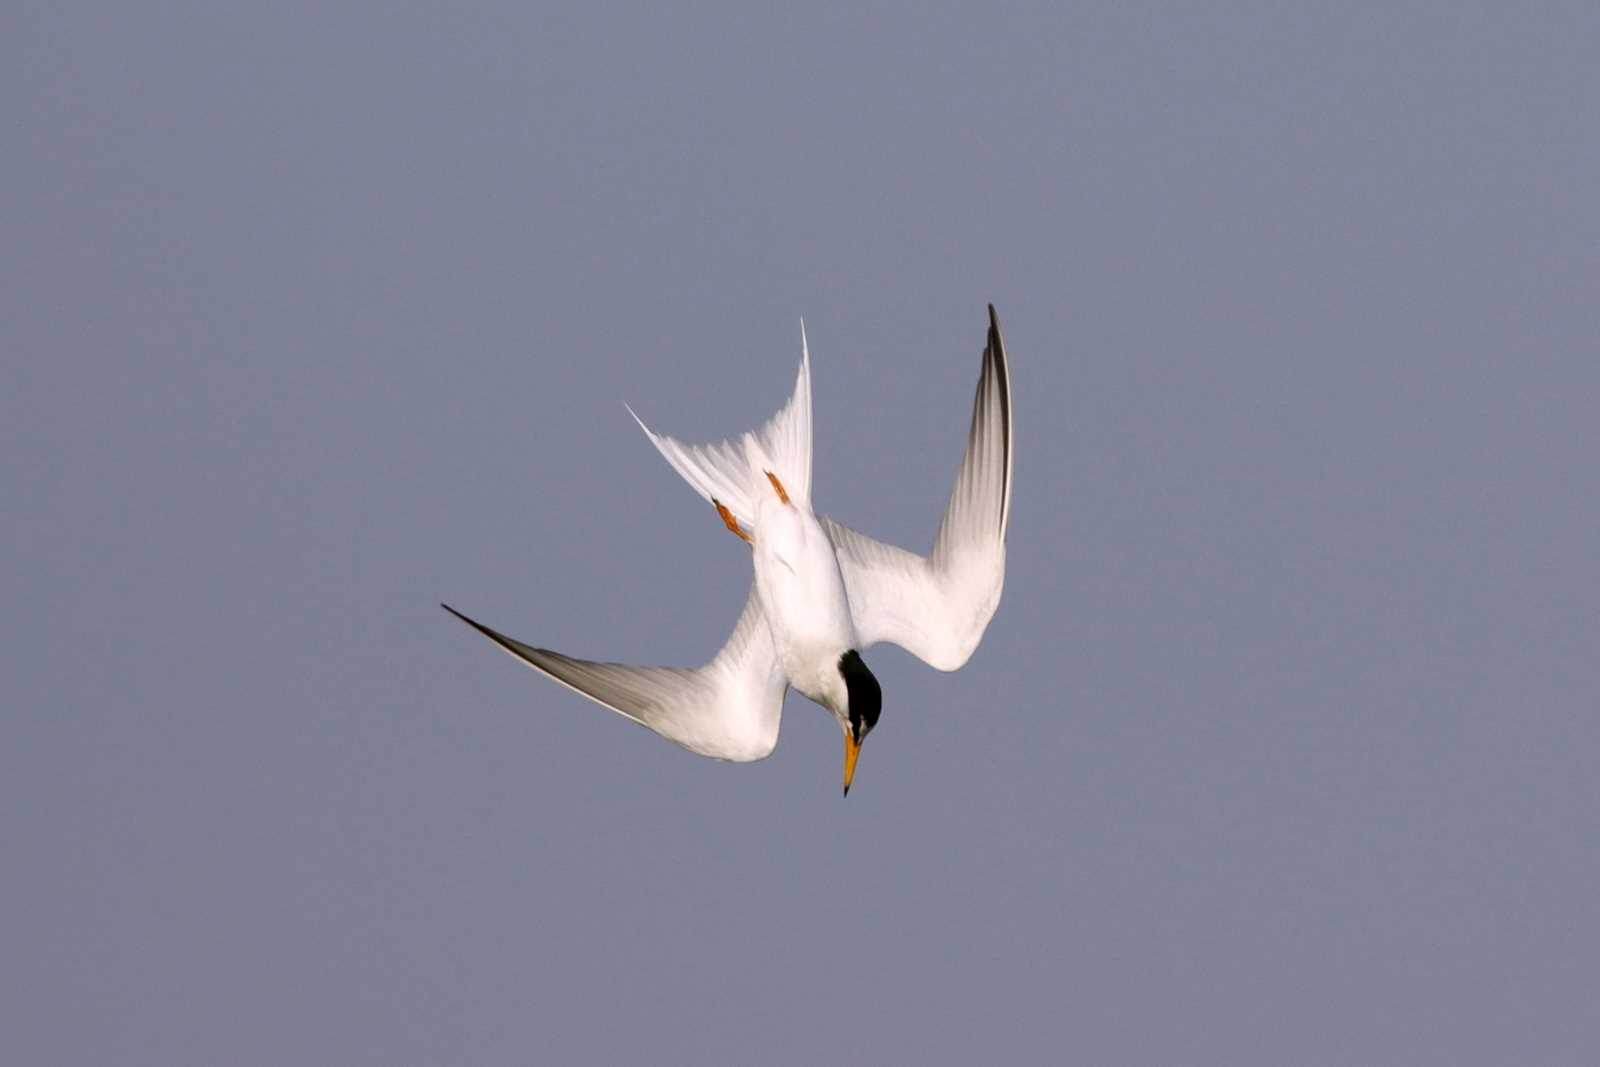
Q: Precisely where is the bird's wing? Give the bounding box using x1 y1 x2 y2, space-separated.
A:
820 305 1013 671
442 584 788 762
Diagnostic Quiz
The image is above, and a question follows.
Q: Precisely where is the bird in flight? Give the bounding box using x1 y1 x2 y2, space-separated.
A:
444 305 1013 795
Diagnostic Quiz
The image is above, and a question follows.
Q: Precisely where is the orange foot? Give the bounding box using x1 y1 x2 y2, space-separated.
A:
764 470 791 505
713 498 753 544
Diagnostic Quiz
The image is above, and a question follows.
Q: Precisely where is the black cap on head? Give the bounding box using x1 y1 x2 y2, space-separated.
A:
838 650 882 743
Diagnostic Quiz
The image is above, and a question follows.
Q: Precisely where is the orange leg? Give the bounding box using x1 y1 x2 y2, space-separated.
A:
713 498 753 544
764 470 791 505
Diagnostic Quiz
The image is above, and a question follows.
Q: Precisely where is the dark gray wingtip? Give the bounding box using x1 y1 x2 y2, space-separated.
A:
442 602 510 646
981 304 1012 540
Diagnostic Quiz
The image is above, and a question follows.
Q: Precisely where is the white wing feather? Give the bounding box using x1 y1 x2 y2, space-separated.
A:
442 584 788 761
821 305 1013 671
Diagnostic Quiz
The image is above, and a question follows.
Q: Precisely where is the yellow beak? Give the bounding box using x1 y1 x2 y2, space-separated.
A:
843 732 862 797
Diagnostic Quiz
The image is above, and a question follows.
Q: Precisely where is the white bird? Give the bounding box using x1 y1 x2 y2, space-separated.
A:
444 305 1013 794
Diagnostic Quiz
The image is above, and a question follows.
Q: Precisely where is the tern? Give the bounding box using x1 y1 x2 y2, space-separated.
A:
444 305 1012 794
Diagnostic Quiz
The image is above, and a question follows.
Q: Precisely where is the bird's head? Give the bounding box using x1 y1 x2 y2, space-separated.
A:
835 650 882 797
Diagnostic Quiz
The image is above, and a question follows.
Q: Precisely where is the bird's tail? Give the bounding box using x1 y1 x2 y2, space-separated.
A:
627 324 814 529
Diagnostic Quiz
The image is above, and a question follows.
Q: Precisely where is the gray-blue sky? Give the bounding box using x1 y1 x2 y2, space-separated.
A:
7 4 1599 1063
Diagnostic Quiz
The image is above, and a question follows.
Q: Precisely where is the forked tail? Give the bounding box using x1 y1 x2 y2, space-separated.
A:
627 323 814 528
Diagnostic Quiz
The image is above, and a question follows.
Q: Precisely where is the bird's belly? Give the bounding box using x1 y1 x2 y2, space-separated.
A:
752 502 855 698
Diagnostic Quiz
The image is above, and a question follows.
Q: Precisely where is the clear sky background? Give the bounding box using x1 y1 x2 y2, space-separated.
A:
7 4 1598 1063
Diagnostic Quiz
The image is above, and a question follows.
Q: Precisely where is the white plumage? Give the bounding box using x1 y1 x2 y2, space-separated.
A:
444 305 1013 792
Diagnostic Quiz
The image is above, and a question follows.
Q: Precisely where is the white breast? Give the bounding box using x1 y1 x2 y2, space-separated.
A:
751 495 857 702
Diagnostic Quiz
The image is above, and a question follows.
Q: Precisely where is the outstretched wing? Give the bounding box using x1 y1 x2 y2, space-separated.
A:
821 304 1013 671
442 584 788 762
